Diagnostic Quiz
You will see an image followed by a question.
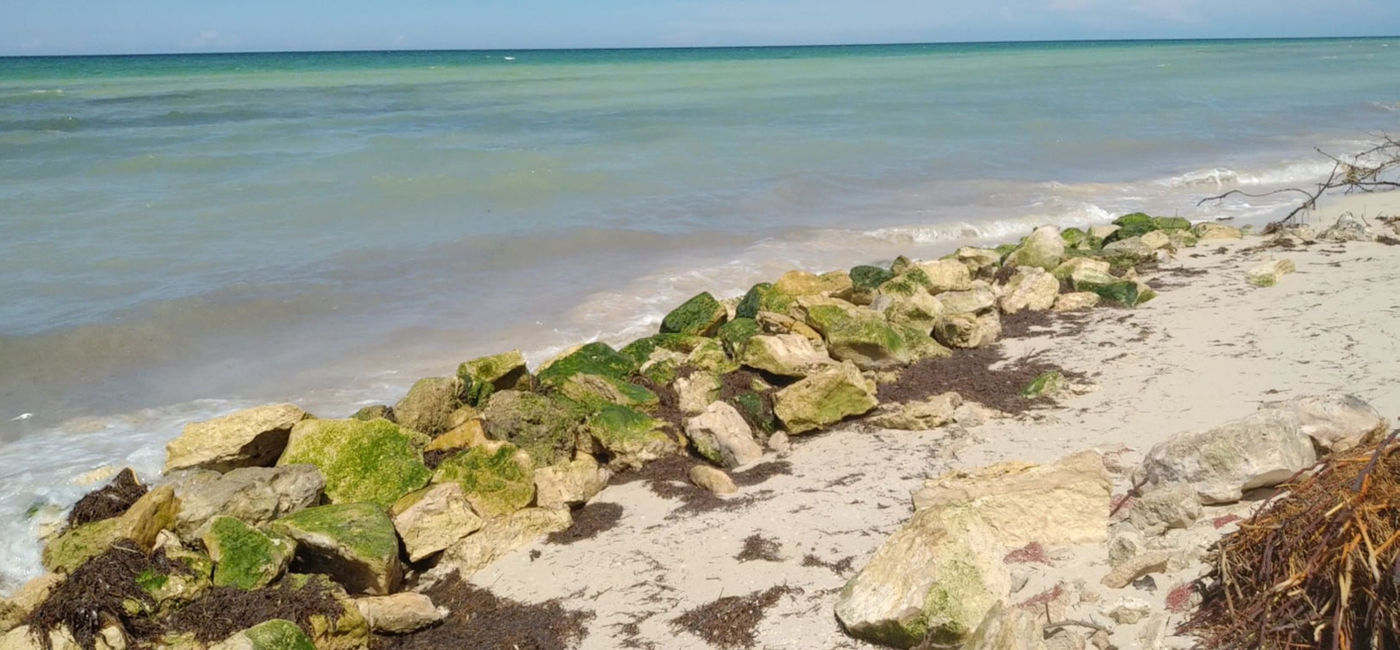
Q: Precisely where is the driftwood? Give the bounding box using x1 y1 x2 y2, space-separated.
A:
1198 134 1400 227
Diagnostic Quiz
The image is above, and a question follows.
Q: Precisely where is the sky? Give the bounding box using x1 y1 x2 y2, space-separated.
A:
3 0 1398 56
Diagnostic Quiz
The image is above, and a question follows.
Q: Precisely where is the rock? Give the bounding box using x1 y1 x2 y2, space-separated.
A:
1071 267 1147 307
208 619 315 650
774 269 854 299
915 260 974 294
1104 599 1153 624
660 291 727 336
674 371 722 415
535 342 637 388
1088 224 1120 239
456 350 530 406
533 456 611 510
1127 483 1201 536
953 247 1002 278
1101 550 1171 589
936 285 998 315
999 267 1059 314
1107 529 1145 568
735 283 797 320
1109 213 1190 242
737 334 834 378
354 593 446 635
1052 292 1101 312
277 419 430 508
872 286 946 332
1101 237 1156 266
1050 257 1110 282
166 465 324 539
393 377 465 436
1259 392 1386 453
0 574 60 633
1021 371 1066 398
685 401 764 468
271 503 401 595
689 465 738 495
1139 230 1171 250
1246 258 1295 287
866 392 962 430
932 312 1001 349
767 431 791 454
432 443 535 518
42 484 180 573
715 317 762 354
1005 226 1065 271
583 405 679 469
835 504 1012 648
286 575 372 650
1319 213 1376 242
753 309 822 342
390 483 484 562
1134 407 1317 504
1193 222 1243 240
164 404 310 473
480 391 586 467
850 265 896 304
433 507 571 578
423 409 488 453
350 405 393 422
1045 628 1089 650
201 516 294 590
772 361 879 434
801 298 912 370
961 601 1047 650
913 451 1111 548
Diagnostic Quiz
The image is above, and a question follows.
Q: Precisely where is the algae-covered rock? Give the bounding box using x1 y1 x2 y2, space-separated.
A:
932 313 1001 349
774 269 853 298
424 408 488 454
432 508 571 579
872 286 945 333
1101 236 1157 267
802 298 911 370
389 482 483 562
850 265 896 304
1246 258 1295 287
737 333 834 378
1107 212 1192 243
915 260 973 294
350 405 393 422
584 405 679 469
392 376 464 436
480 390 585 467
1050 256 1110 282
432 443 535 518
1060 227 1088 248
277 419 430 509
735 283 796 320
998 267 1059 315
876 268 933 299
42 484 180 573
660 291 727 336
209 619 315 650
1021 371 1066 398
772 361 878 434
457 350 530 406
684 401 764 468
1004 226 1065 271
201 516 294 590
165 404 310 473
715 317 761 355
535 342 637 389
560 374 658 411
1071 267 1146 307
271 504 401 595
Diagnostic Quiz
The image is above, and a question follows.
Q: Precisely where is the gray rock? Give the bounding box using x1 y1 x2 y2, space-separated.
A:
1134 407 1317 504
166 464 325 539
685 401 764 468
1127 482 1201 536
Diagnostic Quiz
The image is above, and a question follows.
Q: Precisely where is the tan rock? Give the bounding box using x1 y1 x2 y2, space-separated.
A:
772 361 879 434
1259 392 1386 454
1135 406 1317 504
933 312 1001 349
423 416 487 453
689 465 738 495
866 392 962 430
1140 230 1171 250
354 593 447 634
1052 292 1101 312
166 464 324 538
673 371 721 416
962 601 1047 650
1088 224 1120 239
737 334 834 378
164 404 309 472
390 483 484 562
999 266 1059 314
685 401 763 468
937 285 998 314
43 484 181 573
1101 550 1171 589
1193 222 1243 240
1246 258 1295 287
774 269 852 298
533 457 611 510
916 259 974 294
0 574 60 633
433 507 572 579
1127 482 1201 536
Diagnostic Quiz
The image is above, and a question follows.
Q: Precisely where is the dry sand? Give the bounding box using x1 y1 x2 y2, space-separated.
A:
465 192 1400 649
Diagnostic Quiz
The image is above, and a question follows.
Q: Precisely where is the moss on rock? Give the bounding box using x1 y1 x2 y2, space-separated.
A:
480 390 585 467
536 342 637 389
432 444 536 518
393 376 464 436
585 404 678 469
271 504 402 595
237 619 316 650
735 282 795 320
457 350 531 406
202 516 294 590
660 291 727 336
41 517 122 573
277 419 430 508
803 301 911 370
716 317 761 355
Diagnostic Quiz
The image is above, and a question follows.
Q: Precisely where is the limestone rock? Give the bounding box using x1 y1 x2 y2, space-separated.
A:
685 401 764 468
423 409 487 454
1071 267 1147 307
1050 257 1110 282
689 465 738 495
166 464 324 539
1193 222 1243 240
1005 226 1066 271
1259 392 1386 453
534 342 637 389
390 483 484 562
271 503 402 595
480 390 586 468
533 456 611 510
354 593 446 635
165 404 309 473
737 334 834 378
1101 550 1171 589
961 602 1047 650
434 507 571 578
1127 483 1201 536
0 574 59 633
772 361 879 434
1134 407 1317 504
1107 529 1145 568
933 312 1001 349
736 283 797 320
392 376 464 436
673 371 722 415
201 516 294 590
1088 224 1120 240
1052 292 1101 312
208 619 315 650
583 404 680 469
999 267 1059 315
913 451 1111 548
432 443 535 518
774 269 853 298
835 504 1011 648
753 309 822 342
715 317 762 353
1104 599 1153 625
867 392 962 431
1319 213 1376 242
915 259 974 294
277 418 430 508
801 298 912 370
936 285 997 315
1246 258 1295 287
1140 230 1171 250
456 350 530 406
1101 237 1155 266
953 247 1002 278
872 286 946 333
42 484 180 573
660 291 727 336
850 265 896 304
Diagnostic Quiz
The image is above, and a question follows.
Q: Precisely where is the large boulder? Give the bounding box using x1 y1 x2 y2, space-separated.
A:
166 465 324 538
432 507 572 579
871 286 946 332
674 371 722 415
660 291 727 336
1258 392 1386 453
849 265 895 304
952 247 1002 278
1134 407 1317 504
684 401 764 468
432 443 536 518
835 504 1011 648
772 361 879 434
1246 258 1295 287
801 298 912 370
998 267 1059 315
961 602 1047 650
480 390 586 467
1004 226 1065 271
932 312 1001 349
271 504 402 595
389 483 483 562
201 516 294 590
165 404 310 472
277 419 430 508
1101 237 1156 266
737 334 834 378
583 405 680 469
535 342 637 389
457 350 530 406
1071 267 1148 307
735 283 797 320
935 285 997 315
533 457 612 510
393 376 465 436
42 484 180 573
1049 256 1110 282
354 593 446 635
915 260 973 294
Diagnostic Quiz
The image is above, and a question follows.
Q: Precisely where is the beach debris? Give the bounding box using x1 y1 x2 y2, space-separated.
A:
684 401 763 468
689 465 738 495
1245 258 1295 287
65 467 146 530
1192 222 1243 240
42 484 179 573
164 403 310 473
1184 433 1400 649
392 376 465 436
389 482 483 562
353 593 446 635
8 412 33 422
271 503 402 596
772 361 878 434
277 418 430 508
165 464 324 539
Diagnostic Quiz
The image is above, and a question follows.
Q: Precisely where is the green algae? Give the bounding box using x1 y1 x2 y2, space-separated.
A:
277 419 430 508
659 291 727 336
536 342 637 388
272 503 400 563
204 516 293 590
432 445 535 518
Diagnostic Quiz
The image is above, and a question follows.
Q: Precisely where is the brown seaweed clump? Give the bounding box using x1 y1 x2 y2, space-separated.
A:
66 468 147 529
1184 432 1400 649
671 586 795 648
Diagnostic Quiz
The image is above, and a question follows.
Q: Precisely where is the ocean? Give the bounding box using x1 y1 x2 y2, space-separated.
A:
1 38 1396 589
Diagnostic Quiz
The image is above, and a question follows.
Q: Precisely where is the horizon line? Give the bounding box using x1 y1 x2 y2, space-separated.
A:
4 33 1396 60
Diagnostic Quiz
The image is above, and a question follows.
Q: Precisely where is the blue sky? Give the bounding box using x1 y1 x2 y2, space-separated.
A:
3 0 1398 56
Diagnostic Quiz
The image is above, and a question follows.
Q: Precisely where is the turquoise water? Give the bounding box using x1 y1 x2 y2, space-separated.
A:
0 38 1397 589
